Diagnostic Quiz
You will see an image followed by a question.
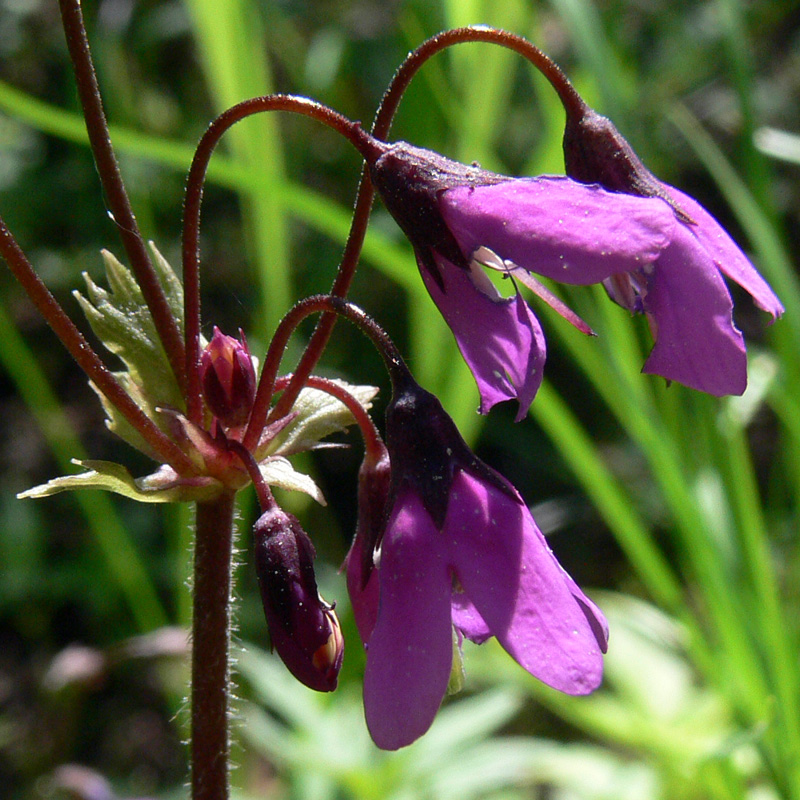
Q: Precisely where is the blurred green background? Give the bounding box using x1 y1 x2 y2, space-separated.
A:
1 0 799 798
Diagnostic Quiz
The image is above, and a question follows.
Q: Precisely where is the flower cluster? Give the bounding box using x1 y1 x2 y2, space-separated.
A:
3 14 783 770
365 130 783 416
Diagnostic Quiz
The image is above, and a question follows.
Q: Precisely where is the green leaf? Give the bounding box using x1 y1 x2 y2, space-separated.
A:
18 459 222 504
266 381 379 458
75 246 185 408
260 456 326 505
73 245 190 456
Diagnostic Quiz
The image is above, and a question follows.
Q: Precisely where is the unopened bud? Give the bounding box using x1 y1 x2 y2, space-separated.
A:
254 506 344 691
200 327 256 426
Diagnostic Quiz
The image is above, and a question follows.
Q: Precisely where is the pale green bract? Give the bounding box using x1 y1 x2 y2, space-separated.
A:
74 244 188 458
19 246 378 506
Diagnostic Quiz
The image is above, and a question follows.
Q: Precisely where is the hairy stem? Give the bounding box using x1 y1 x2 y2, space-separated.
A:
182 95 378 425
191 492 237 800
58 0 187 394
0 216 197 475
226 439 275 511
276 374 385 460
378 26 586 124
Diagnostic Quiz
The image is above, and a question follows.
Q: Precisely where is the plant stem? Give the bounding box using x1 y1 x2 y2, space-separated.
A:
276 374 385 461
378 27 586 125
269 26 582 422
191 491 237 800
58 0 187 394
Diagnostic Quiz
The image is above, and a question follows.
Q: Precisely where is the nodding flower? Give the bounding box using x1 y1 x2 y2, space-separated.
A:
365 122 782 407
351 365 607 749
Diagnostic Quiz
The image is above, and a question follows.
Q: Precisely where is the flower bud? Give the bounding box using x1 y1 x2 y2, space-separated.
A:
253 506 344 691
200 327 256 427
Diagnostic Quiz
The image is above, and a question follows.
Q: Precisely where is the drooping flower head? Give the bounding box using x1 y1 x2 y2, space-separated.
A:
559 101 785 394
348 363 608 749
368 142 547 421
366 103 782 404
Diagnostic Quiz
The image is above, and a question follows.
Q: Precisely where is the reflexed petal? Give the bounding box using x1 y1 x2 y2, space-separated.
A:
440 177 674 285
663 185 784 319
363 490 453 750
444 472 605 695
421 255 545 420
642 229 747 396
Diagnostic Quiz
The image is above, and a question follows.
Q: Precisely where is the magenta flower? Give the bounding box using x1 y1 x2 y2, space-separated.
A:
350 370 607 749
368 143 552 419
368 137 783 403
441 174 783 398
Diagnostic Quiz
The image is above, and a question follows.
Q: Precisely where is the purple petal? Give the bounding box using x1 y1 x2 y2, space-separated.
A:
421 255 545 420
663 185 784 319
444 471 605 695
362 490 453 750
440 177 675 285
344 530 380 646
642 227 748 396
451 594 492 644
560 573 609 653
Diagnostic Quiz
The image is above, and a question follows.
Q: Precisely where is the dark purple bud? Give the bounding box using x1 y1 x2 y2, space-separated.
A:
563 105 691 221
200 327 257 426
367 141 505 287
254 507 344 692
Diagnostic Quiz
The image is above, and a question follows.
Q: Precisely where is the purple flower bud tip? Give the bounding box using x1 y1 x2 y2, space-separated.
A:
200 327 257 427
254 507 344 692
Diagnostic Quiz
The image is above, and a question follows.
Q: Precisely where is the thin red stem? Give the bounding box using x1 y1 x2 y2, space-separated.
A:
242 296 402 452
0 217 197 476
377 26 586 128
58 0 186 395
182 95 379 426
225 439 275 511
